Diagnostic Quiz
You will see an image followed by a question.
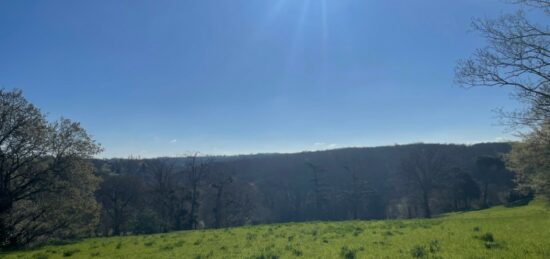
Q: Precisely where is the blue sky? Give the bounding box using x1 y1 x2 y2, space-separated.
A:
0 0 530 157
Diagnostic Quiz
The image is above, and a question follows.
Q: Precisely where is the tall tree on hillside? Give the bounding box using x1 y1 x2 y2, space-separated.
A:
208 168 234 229
448 168 480 210
343 165 372 220
476 156 506 208
185 154 211 230
144 158 187 231
97 174 143 236
400 147 448 218
455 0 549 127
305 162 328 219
0 90 102 247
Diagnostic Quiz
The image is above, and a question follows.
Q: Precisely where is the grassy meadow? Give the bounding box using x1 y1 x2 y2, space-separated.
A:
3 199 550 259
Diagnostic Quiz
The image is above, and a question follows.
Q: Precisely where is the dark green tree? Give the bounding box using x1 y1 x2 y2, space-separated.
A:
0 90 102 247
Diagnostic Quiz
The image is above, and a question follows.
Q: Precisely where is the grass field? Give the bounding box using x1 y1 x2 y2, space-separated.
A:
3 199 550 259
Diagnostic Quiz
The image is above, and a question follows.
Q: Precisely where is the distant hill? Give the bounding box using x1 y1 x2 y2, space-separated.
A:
92 142 514 230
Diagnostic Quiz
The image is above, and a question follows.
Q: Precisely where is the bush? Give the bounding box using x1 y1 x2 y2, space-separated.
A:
340 246 356 259
410 245 426 258
479 232 494 242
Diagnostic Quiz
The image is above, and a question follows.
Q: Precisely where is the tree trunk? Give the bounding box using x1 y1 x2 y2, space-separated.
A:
214 186 223 229
482 182 489 208
422 191 431 218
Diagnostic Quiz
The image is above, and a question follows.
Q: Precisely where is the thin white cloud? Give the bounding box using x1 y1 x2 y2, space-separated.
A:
169 139 177 144
311 142 338 150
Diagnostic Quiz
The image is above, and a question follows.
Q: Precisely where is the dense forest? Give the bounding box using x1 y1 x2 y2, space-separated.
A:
90 143 517 237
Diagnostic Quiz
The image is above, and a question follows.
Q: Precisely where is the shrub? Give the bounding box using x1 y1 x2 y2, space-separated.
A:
340 246 356 259
410 245 426 258
480 232 494 242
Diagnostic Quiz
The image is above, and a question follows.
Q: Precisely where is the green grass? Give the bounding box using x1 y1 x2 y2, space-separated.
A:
3 199 550 258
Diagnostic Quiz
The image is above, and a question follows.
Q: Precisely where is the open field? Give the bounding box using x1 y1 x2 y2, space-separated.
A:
3 199 550 259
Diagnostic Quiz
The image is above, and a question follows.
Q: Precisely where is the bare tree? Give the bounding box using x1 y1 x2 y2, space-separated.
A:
305 162 328 218
475 156 507 208
455 1 549 127
185 154 210 230
144 158 186 231
448 167 480 211
343 165 372 220
208 168 234 229
511 0 550 13
400 147 448 218
97 174 143 235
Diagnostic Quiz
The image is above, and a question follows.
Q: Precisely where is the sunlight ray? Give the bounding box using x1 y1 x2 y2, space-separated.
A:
283 0 311 81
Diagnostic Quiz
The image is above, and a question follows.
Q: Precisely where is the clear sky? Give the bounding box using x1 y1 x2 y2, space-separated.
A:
0 0 529 158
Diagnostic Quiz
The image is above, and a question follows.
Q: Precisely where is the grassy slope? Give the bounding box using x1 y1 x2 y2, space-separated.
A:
3 199 550 259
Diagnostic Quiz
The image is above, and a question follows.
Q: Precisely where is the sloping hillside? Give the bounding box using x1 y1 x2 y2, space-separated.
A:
4 199 549 258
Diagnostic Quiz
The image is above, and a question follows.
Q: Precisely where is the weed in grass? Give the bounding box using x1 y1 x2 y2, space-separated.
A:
116 242 122 249
373 240 386 246
62 248 80 257
160 244 174 251
292 248 303 256
479 232 494 242
90 252 100 257
251 251 280 259
340 246 356 259
143 241 155 247
473 226 480 232
410 245 426 258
